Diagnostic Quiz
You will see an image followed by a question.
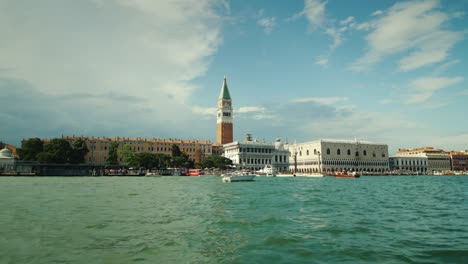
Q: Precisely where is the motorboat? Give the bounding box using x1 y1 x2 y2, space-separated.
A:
145 172 162 177
335 171 360 178
255 165 276 177
294 173 324 178
222 172 256 182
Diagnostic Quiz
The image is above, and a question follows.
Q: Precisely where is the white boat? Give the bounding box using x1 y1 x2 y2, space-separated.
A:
222 172 256 182
295 173 324 178
255 165 276 177
276 173 296 177
145 172 161 177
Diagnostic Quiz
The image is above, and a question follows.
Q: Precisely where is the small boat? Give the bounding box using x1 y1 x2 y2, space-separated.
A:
276 172 296 177
335 171 360 178
222 172 256 182
295 173 324 178
145 172 161 177
255 165 276 177
188 169 204 177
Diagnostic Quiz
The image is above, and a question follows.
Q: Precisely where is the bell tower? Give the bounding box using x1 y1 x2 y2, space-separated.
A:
216 75 233 145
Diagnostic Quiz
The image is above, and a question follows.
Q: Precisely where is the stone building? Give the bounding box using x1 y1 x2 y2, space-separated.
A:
288 139 389 173
59 136 213 165
223 134 289 172
389 156 428 173
396 147 451 172
448 151 468 171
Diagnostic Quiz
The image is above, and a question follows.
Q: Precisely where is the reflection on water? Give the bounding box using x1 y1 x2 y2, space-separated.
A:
1 176 468 263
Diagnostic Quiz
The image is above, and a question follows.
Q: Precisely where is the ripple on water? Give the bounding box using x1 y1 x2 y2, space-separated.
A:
1 176 468 263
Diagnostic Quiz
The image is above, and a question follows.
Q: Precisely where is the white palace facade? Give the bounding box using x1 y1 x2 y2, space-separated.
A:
288 139 390 173
223 134 289 172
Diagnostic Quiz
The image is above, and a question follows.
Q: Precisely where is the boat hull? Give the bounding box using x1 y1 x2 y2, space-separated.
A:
222 175 256 182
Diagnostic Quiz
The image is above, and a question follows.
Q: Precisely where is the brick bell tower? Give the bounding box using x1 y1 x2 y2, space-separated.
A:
216 75 233 145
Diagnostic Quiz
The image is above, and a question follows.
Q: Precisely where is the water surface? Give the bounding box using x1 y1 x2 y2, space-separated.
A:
1 176 467 263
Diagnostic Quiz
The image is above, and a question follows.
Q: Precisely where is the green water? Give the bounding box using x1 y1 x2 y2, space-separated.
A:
1 176 467 263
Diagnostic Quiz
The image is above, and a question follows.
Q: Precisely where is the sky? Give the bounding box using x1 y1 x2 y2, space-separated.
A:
0 0 467 154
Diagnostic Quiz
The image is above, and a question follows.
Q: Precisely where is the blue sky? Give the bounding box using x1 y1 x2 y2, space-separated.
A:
0 0 467 154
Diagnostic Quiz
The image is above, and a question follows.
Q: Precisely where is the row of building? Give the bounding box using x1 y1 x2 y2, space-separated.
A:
2 76 467 174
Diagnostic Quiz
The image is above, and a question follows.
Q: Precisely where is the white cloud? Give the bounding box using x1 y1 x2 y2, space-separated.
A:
315 56 329 66
237 106 266 113
405 76 464 104
191 106 217 117
0 0 227 143
292 97 348 106
432 59 460 75
257 17 277 34
340 16 355 25
303 0 328 28
351 0 464 71
371 10 383 16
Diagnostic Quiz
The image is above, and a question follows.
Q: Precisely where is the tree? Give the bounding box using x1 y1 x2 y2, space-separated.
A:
106 142 119 165
199 155 233 170
43 138 73 164
69 139 89 164
36 152 55 164
121 144 135 166
17 138 44 161
171 144 182 157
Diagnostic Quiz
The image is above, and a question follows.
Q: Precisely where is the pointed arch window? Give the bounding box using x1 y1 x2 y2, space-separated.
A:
337 149 341 155
347 149 351 155
306 150 309 155
326 148 330 155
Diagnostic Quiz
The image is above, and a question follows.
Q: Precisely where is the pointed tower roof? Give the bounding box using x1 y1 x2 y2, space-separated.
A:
219 75 231 100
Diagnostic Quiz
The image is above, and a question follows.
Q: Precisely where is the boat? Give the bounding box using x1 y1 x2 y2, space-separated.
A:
255 165 276 177
295 173 324 178
145 172 161 177
222 171 256 182
335 171 360 178
276 172 296 177
188 169 204 176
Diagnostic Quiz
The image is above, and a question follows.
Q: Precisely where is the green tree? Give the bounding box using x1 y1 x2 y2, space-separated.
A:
106 142 119 165
199 155 233 170
171 144 182 157
155 153 171 169
17 138 44 161
36 152 55 164
121 144 135 166
43 138 73 164
69 139 89 164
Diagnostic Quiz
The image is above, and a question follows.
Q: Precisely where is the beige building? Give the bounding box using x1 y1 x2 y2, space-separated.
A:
389 156 428 173
60 136 213 165
288 139 389 173
396 147 451 172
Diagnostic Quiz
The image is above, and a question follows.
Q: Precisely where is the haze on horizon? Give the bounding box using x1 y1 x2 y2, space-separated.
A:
1 0 467 154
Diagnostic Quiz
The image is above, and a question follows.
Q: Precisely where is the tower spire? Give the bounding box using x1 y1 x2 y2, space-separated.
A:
219 75 231 100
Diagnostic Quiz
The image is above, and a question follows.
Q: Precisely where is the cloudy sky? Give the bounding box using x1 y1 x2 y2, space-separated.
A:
1 0 467 154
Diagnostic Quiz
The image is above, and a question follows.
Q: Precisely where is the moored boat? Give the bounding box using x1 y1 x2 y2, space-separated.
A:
188 169 204 176
335 171 360 178
295 173 324 178
255 165 276 177
145 171 161 177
